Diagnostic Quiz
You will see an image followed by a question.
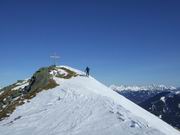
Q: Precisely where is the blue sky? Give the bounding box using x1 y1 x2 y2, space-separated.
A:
0 0 180 87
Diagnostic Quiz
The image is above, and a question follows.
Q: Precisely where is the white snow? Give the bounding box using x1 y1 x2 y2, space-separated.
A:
110 84 176 92
160 97 166 103
12 81 29 91
50 68 68 77
0 66 179 135
176 91 180 94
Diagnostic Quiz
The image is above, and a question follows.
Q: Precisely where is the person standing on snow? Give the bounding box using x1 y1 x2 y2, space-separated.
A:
85 67 90 77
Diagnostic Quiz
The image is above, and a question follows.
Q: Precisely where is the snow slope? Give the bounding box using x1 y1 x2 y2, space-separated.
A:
0 66 179 135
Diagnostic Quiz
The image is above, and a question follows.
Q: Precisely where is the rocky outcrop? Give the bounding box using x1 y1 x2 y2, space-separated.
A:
0 66 78 120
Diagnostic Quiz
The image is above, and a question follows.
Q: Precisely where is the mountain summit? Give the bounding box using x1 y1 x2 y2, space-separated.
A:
0 66 179 135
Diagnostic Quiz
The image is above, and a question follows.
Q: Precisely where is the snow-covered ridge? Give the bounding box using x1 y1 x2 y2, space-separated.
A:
57 65 85 75
0 66 179 135
110 84 176 92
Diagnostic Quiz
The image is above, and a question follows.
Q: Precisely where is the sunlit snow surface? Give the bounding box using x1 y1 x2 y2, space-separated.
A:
0 66 179 135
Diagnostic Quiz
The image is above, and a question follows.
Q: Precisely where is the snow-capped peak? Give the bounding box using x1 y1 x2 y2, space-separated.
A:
110 84 176 92
0 66 179 135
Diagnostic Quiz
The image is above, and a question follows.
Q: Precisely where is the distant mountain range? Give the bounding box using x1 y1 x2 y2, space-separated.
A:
110 84 176 104
110 84 176 92
140 90 180 130
110 85 180 130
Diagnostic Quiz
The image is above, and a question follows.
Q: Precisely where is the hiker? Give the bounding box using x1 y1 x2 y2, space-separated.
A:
85 67 90 77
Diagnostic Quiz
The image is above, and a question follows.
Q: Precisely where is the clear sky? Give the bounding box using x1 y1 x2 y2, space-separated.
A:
0 0 180 87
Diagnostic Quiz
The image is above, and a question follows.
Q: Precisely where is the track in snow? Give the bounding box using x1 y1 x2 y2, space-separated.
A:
0 85 164 135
